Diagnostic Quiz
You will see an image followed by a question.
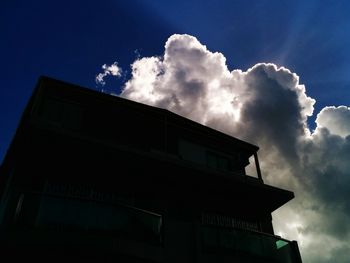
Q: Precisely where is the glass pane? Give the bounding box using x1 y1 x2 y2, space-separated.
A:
33 194 162 243
207 152 217 169
276 239 289 249
201 226 299 263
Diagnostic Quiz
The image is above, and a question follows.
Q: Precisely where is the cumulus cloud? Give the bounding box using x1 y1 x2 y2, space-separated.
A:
315 106 350 138
95 62 122 86
102 34 350 263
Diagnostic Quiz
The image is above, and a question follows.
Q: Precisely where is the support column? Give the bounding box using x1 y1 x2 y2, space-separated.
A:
253 152 263 182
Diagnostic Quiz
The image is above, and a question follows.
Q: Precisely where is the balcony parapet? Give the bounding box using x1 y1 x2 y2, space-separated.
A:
201 225 302 263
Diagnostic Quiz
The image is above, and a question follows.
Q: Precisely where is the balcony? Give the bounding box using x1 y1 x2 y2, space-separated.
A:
10 192 162 246
201 225 302 263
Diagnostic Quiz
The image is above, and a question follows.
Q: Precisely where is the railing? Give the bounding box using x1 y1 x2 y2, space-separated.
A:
14 192 163 244
201 225 302 263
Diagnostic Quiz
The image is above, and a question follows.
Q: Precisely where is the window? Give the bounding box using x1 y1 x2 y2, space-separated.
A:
177 139 247 174
206 151 230 171
178 139 207 165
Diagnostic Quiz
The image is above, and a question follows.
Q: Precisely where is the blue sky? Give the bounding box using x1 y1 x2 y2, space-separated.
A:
1 0 350 162
1 1 350 262
1 1 350 163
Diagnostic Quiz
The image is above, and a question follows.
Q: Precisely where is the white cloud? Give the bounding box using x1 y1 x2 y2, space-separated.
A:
102 34 350 263
315 106 350 138
95 61 122 86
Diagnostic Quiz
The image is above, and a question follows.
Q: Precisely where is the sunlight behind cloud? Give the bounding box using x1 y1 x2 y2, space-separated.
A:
99 33 350 263
207 79 241 122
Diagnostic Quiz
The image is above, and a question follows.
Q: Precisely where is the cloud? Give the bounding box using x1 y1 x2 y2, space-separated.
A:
95 62 122 86
315 106 350 138
103 34 350 263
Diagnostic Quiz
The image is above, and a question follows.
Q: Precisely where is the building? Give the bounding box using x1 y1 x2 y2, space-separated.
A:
0 76 302 262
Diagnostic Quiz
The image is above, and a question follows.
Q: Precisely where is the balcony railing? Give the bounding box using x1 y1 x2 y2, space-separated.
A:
201 225 302 263
14 192 163 244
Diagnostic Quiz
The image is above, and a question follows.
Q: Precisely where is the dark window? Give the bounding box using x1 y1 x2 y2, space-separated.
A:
178 139 207 165
178 139 246 174
206 151 230 171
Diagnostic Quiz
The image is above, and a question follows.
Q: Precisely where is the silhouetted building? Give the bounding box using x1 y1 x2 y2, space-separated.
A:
0 77 302 262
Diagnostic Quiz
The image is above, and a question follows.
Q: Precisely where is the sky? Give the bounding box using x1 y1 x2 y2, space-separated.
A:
1 1 350 262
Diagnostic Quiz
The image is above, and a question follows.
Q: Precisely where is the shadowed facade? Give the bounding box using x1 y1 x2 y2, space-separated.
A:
0 77 302 262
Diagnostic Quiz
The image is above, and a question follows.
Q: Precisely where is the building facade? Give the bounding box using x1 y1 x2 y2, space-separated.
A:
0 77 302 262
